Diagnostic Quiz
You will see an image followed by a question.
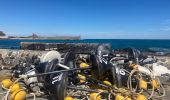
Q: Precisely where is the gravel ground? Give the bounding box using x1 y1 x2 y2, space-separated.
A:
0 70 170 100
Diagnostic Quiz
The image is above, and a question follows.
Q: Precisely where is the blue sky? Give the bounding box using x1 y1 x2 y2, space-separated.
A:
0 0 170 39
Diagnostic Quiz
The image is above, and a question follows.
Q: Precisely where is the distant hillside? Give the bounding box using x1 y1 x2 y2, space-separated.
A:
0 31 6 36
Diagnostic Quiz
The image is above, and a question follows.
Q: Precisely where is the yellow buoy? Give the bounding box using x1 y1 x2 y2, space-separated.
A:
78 74 86 83
129 64 138 69
1 79 13 89
136 94 147 100
103 81 112 86
10 83 20 93
129 64 137 69
80 63 89 68
139 79 147 90
64 96 74 100
115 95 124 100
125 97 132 100
90 93 101 100
10 89 26 100
152 79 160 89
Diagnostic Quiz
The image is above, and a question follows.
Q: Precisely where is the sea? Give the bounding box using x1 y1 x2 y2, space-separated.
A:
0 39 170 52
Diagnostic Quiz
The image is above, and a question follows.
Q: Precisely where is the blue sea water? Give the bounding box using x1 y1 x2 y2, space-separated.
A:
0 39 170 51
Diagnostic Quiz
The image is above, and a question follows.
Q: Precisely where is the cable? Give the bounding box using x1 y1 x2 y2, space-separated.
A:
152 77 166 99
127 69 138 90
30 93 36 100
108 93 111 100
1 85 9 91
0 92 7 95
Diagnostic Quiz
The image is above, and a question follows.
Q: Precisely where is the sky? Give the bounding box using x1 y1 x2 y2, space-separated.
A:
0 0 170 39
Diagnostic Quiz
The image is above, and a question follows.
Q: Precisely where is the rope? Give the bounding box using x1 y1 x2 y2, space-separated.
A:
30 93 36 100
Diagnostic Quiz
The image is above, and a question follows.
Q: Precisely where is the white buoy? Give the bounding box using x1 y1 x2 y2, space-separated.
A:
40 51 61 63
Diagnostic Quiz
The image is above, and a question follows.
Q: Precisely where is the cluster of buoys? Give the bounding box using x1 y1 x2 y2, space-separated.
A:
63 61 164 100
1 79 26 100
